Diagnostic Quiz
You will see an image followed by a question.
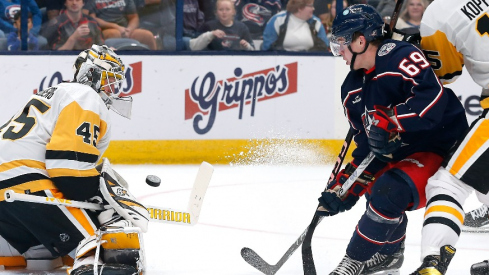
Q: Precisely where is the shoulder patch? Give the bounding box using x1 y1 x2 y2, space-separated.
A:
378 43 396 56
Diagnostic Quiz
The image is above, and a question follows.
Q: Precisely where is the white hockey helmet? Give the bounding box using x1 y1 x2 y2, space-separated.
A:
73 44 132 119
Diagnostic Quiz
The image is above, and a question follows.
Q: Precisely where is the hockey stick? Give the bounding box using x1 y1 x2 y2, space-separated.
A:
240 129 355 274
388 0 405 36
241 150 375 275
4 161 213 226
301 152 375 274
147 161 213 225
462 225 489 233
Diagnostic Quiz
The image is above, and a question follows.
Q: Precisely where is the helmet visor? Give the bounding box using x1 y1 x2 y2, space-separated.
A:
330 34 352 56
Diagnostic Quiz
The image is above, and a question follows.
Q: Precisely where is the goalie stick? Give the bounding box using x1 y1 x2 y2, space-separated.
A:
4 161 213 226
240 129 354 274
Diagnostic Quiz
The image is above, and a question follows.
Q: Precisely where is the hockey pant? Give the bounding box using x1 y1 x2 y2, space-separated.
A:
0 189 100 259
346 152 443 261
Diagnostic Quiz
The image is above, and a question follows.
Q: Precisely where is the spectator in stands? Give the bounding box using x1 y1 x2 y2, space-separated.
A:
375 0 396 19
0 0 48 49
44 0 103 50
138 0 176 50
199 0 216 21
235 0 283 39
320 0 348 35
395 0 428 29
189 0 254 51
261 0 329 52
7 10 38 50
367 0 381 9
83 0 157 50
182 0 205 48
313 0 331 29
40 0 65 21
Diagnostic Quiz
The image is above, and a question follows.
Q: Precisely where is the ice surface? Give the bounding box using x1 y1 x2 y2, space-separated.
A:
3 164 488 274
126 164 489 275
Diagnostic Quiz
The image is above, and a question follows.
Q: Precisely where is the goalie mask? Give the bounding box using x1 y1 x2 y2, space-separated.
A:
73 44 132 119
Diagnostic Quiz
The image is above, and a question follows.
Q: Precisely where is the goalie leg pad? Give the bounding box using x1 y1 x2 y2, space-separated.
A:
98 158 149 232
69 221 145 275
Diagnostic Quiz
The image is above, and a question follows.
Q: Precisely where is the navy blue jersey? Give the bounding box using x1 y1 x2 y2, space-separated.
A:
199 19 254 50
342 39 468 174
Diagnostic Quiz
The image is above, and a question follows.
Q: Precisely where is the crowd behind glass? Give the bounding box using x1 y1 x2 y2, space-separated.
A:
0 0 431 52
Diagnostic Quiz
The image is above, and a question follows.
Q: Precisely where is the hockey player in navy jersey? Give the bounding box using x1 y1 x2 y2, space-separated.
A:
0 45 149 274
316 4 468 275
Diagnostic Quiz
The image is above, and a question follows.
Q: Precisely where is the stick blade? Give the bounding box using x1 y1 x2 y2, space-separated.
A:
301 247 316 275
241 247 276 275
462 225 489 233
187 161 214 224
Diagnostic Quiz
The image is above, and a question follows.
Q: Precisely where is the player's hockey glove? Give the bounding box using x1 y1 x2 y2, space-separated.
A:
317 163 374 216
367 105 402 162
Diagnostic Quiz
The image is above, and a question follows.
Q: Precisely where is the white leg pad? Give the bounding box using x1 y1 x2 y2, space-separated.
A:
70 221 145 274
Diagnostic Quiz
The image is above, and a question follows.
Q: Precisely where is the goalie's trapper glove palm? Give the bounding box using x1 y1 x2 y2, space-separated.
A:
367 105 402 161
317 163 374 216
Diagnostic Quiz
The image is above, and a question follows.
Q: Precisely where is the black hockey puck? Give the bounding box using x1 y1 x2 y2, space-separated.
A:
146 175 161 187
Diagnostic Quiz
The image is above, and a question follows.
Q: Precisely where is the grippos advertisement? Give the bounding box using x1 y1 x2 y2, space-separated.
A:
0 55 482 142
184 62 298 135
107 55 339 141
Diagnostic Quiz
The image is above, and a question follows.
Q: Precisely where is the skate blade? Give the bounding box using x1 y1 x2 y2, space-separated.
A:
462 225 489 233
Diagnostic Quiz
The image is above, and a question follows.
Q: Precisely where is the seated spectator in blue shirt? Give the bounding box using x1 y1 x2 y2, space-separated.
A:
138 0 176 50
7 10 38 50
0 0 48 49
183 0 205 38
83 0 157 50
261 0 329 52
190 0 254 51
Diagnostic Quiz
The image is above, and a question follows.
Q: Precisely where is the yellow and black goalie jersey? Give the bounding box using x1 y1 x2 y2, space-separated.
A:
0 82 111 201
420 0 489 90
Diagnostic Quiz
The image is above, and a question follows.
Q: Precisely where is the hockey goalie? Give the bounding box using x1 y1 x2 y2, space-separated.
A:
0 45 149 274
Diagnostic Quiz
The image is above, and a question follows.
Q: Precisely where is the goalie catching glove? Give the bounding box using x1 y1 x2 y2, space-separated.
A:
367 105 402 162
317 162 374 216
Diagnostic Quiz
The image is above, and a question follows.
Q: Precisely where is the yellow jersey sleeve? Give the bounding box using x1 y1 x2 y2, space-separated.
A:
421 30 464 85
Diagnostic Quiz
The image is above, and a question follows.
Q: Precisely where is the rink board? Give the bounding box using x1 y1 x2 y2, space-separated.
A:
0 54 480 164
